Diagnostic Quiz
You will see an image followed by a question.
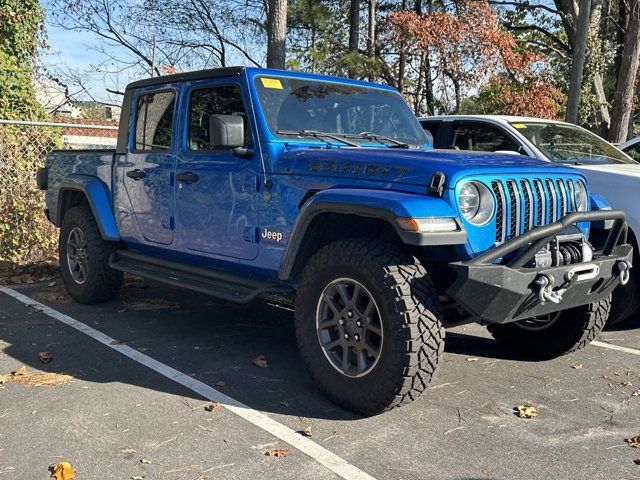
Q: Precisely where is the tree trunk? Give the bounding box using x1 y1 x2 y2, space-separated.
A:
266 0 287 69
367 0 376 57
348 0 360 77
424 53 435 115
609 0 640 142
566 0 592 123
398 0 408 92
349 0 360 53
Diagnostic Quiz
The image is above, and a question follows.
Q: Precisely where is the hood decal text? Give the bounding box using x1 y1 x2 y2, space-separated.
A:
308 160 410 179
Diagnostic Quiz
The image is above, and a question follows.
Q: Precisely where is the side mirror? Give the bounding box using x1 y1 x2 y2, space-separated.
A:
209 114 245 148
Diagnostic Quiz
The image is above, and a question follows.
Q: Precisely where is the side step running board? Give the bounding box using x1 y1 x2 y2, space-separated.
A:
109 250 293 304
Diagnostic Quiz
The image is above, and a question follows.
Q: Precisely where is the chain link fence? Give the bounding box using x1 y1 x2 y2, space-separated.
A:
0 120 118 264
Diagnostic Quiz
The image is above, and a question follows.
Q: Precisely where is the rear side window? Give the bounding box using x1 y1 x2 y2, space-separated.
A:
451 122 520 152
188 85 250 151
419 120 441 147
134 91 175 151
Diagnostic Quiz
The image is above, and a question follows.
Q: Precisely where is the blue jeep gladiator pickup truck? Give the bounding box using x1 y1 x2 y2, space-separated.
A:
37 67 632 415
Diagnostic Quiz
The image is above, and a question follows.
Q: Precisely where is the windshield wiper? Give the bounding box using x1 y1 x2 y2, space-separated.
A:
348 132 410 149
276 130 360 148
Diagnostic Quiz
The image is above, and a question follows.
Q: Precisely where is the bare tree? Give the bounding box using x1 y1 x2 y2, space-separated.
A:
267 0 287 69
609 0 640 142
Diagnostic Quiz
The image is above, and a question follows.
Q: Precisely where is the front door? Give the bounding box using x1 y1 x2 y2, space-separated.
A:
174 81 259 260
122 88 177 245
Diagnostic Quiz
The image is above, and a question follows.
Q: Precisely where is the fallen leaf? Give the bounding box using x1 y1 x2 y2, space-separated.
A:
262 448 289 458
121 448 137 454
39 351 53 364
51 461 76 480
571 362 582 369
251 355 268 368
299 426 312 437
280 401 289 407
621 381 633 387
632 390 640 397
205 403 221 412
627 436 640 449
516 404 539 419
215 380 226 387
140 458 152 464
4 366 71 387
130 476 145 480
466 357 478 362
482 467 490 476
634 459 640 465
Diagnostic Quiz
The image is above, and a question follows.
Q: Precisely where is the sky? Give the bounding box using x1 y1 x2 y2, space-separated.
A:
41 11 145 104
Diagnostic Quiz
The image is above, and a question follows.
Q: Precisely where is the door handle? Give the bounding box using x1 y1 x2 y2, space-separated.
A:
176 172 199 184
126 169 146 180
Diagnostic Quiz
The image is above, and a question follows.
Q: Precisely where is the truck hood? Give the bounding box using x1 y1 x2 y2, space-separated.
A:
577 163 640 178
274 147 581 187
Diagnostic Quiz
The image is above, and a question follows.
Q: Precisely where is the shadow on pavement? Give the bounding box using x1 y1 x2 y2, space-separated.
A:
2 276 638 422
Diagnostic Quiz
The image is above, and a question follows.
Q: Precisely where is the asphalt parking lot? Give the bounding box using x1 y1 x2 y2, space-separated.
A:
0 276 639 480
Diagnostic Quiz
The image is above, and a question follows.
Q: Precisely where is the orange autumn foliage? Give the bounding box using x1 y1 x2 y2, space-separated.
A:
389 1 561 117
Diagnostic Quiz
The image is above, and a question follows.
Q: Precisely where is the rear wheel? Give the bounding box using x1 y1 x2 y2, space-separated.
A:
294 238 444 416
487 297 611 359
59 205 122 304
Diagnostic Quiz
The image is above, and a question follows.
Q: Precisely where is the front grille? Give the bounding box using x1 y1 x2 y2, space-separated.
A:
490 177 579 245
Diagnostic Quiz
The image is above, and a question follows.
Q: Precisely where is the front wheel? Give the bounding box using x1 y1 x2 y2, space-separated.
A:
294 238 445 416
487 297 611 359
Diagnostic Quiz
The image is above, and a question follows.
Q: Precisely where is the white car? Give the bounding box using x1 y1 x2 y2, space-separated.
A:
419 115 640 324
620 136 640 162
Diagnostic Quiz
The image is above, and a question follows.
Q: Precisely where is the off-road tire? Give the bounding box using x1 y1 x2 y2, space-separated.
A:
608 264 639 325
294 238 445 416
59 205 122 304
487 297 611 359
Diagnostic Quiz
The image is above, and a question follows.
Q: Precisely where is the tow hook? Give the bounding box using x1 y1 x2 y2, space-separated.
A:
617 260 632 286
535 274 565 304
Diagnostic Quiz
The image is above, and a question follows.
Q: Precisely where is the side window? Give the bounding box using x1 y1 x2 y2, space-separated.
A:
188 85 250 151
625 144 640 162
451 122 520 152
420 121 441 147
134 91 175 151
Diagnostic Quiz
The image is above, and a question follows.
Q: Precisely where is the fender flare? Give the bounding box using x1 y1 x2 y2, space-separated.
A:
278 188 466 280
57 174 120 241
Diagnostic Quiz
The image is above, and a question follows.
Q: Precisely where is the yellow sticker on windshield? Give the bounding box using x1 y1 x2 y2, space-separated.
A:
512 123 527 129
261 78 283 89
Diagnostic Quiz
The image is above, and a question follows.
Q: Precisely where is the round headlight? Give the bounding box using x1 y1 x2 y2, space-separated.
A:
458 181 495 225
575 180 588 212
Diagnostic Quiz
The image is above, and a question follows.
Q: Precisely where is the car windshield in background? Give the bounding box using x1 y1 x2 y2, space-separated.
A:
254 76 428 148
511 122 637 165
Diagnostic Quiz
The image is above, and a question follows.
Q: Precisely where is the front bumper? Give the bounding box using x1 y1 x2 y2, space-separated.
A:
447 210 633 324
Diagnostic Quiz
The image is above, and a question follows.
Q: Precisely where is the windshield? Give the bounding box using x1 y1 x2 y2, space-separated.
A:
511 122 637 165
254 76 428 148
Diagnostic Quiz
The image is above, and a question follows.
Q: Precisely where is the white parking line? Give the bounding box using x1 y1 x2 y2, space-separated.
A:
591 340 640 356
0 286 376 480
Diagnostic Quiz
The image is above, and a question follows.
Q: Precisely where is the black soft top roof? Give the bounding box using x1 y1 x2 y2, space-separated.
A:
125 66 245 90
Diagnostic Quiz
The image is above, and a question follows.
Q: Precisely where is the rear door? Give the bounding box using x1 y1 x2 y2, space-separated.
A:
122 88 178 245
173 80 259 260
